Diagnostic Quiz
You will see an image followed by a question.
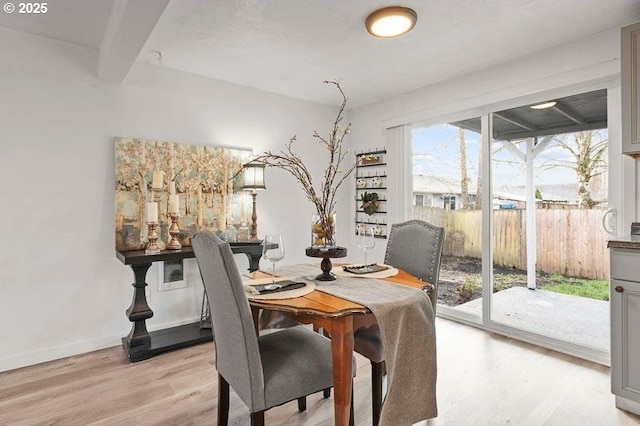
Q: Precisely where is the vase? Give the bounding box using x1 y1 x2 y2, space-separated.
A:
311 213 337 247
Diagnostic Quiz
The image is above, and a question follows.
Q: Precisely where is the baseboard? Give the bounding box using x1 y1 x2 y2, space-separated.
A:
0 316 201 373
616 395 640 416
0 335 122 373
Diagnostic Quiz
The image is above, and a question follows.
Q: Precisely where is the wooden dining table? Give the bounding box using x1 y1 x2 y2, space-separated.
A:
248 268 427 426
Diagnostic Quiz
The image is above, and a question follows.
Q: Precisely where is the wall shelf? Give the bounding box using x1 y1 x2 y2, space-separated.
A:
357 162 387 168
355 148 388 239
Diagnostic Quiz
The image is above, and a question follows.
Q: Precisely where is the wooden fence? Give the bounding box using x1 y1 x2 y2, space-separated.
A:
413 206 609 279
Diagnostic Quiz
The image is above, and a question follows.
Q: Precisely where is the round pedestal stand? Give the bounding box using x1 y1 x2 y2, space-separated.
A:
305 246 348 281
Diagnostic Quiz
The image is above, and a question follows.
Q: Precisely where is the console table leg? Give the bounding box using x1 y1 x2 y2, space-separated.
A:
124 263 154 361
244 252 261 272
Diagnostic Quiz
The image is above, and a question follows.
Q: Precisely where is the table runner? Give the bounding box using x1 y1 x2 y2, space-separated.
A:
278 264 437 425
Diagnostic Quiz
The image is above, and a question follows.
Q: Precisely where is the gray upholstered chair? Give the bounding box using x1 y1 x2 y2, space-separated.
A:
192 230 338 426
353 219 444 425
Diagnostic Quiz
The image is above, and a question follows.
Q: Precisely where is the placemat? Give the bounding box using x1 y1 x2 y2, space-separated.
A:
332 264 399 279
243 276 316 300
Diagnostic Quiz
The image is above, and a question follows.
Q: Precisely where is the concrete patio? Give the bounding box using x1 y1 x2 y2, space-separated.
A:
452 287 610 351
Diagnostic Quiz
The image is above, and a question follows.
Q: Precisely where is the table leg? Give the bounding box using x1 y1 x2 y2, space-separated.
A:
244 252 261 272
331 316 354 426
124 262 154 361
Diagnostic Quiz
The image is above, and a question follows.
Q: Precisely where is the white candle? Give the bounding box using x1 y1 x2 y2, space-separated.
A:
168 181 176 195
146 202 158 223
152 170 164 190
168 195 179 214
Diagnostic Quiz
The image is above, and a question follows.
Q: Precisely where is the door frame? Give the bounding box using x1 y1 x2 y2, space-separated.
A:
411 78 625 366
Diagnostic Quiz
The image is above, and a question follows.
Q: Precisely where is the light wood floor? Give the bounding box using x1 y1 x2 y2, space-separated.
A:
1 318 640 426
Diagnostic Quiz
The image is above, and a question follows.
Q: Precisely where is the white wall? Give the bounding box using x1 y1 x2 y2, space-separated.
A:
0 27 344 372
346 27 632 262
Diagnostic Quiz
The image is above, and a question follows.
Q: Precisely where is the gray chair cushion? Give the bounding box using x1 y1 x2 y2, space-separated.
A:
353 323 384 363
260 326 335 408
259 310 301 330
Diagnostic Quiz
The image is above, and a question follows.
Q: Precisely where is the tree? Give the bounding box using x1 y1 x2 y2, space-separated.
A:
475 138 483 210
556 130 607 208
458 128 470 209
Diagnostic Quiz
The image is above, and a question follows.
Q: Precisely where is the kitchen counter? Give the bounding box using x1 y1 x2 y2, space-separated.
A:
607 235 640 250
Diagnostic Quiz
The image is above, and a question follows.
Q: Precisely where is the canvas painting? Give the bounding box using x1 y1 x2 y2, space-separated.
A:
114 137 252 251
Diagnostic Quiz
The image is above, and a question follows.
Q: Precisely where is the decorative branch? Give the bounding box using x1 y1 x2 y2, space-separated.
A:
244 79 359 245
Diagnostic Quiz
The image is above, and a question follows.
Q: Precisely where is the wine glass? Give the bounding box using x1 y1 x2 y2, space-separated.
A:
262 235 285 284
356 227 376 271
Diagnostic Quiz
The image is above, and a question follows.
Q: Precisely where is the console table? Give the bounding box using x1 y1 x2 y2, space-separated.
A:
116 242 263 362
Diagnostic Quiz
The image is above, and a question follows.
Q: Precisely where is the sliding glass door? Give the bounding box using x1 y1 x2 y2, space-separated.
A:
410 88 613 362
488 90 610 356
411 117 483 323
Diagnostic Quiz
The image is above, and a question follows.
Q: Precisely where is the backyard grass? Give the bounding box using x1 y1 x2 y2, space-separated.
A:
538 273 609 301
439 256 610 306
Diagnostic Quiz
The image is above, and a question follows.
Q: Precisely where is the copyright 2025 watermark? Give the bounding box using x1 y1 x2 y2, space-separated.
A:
4 2 48 14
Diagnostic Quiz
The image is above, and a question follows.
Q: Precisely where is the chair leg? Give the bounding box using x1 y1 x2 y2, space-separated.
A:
349 384 355 426
250 411 265 426
218 373 230 426
371 361 384 426
323 388 331 398
298 396 307 412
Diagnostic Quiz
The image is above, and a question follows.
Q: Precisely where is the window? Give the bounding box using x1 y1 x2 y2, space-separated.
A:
444 195 456 210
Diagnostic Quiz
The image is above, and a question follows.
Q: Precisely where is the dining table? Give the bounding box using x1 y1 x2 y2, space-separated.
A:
247 265 432 426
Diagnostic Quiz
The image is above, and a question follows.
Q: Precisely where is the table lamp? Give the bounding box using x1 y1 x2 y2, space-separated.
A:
242 162 266 240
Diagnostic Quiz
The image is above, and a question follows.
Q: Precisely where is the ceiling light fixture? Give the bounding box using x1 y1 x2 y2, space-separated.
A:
530 101 557 110
366 6 417 38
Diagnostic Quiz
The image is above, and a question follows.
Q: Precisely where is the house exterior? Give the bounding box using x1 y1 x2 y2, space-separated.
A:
413 175 477 209
413 175 608 210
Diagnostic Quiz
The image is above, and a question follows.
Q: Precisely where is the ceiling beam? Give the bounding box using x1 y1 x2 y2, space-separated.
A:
493 112 536 132
551 102 584 125
498 120 607 141
99 0 170 82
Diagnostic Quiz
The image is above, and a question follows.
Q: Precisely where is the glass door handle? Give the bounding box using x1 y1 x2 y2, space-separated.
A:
602 208 617 236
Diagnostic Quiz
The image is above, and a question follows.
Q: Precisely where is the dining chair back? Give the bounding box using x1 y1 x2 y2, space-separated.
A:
384 219 444 310
192 230 337 425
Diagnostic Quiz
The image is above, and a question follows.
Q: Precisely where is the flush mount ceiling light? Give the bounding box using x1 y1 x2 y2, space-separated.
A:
366 6 417 38
530 101 557 110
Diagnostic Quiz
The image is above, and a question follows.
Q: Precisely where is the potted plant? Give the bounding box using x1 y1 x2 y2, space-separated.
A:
360 191 380 215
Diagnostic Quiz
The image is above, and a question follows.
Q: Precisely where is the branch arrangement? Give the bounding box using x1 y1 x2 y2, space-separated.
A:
249 80 358 245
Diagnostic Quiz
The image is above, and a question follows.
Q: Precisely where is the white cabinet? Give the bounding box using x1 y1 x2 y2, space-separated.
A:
621 22 640 155
610 247 640 415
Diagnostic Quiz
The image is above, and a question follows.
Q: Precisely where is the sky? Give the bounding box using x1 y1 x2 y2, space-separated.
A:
411 123 608 191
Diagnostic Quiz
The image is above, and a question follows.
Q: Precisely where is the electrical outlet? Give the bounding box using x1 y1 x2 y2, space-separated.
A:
158 260 187 292
159 279 187 291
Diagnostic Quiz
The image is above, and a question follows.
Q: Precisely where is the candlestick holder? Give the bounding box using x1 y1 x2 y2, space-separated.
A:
166 213 182 250
145 222 161 254
151 187 163 203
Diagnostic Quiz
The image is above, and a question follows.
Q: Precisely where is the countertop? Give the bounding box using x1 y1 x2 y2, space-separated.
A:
607 235 640 250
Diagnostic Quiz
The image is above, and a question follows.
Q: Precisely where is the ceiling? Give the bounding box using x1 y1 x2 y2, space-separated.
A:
1 0 639 107
452 88 608 140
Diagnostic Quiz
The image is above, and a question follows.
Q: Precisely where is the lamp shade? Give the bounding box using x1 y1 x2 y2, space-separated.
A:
242 162 266 191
